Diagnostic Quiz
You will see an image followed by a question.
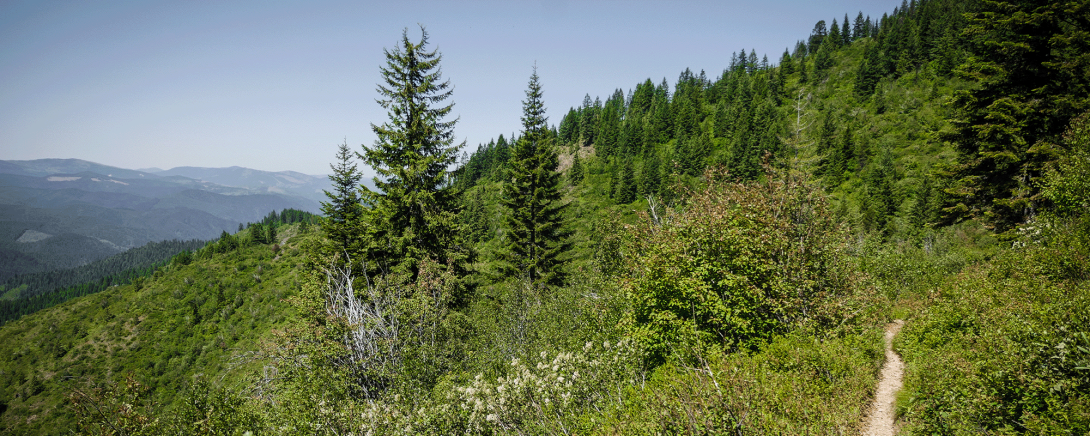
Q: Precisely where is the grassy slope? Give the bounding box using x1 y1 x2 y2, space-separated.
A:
0 223 316 435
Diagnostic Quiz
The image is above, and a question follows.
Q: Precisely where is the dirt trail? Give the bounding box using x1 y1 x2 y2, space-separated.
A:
864 320 905 436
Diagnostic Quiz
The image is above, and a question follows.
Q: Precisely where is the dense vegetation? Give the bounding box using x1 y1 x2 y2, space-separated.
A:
0 238 207 325
0 208 317 326
0 221 317 434
1 0 1088 434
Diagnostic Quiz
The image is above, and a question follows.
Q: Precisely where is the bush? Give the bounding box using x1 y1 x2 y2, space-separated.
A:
620 168 853 365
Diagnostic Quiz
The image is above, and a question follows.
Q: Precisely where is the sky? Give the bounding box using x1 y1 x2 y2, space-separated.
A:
0 1 897 176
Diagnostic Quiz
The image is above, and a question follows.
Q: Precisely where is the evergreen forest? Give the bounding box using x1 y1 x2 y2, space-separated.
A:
1 0 1089 434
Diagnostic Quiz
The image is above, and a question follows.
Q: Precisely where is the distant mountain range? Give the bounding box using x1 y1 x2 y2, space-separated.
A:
0 158 336 281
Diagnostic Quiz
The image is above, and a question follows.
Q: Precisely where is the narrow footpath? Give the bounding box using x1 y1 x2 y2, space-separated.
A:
864 320 905 436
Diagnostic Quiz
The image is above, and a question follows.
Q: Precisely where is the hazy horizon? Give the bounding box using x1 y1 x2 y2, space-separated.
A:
2 1 896 175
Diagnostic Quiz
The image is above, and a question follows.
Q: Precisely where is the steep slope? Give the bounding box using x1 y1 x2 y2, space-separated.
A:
0 223 317 435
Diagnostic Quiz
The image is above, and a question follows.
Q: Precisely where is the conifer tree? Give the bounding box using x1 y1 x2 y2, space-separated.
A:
568 151 584 186
779 49 794 75
813 31 836 76
941 0 1090 231
250 222 266 245
616 158 637 204
829 19 842 49
321 140 365 256
579 94 596 145
854 12 866 39
498 67 570 288
842 14 852 45
798 53 809 83
808 20 827 53
360 27 465 275
639 147 661 197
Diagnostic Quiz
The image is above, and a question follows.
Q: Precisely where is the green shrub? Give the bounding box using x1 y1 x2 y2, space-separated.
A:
620 168 853 365
896 242 1090 434
598 331 884 435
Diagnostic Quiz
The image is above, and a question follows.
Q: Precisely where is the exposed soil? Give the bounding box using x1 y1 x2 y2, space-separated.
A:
863 320 905 436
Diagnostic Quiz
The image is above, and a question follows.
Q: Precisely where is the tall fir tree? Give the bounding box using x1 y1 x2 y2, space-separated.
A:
498 67 570 288
360 27 466 276
829 19 842 49
854 12 866 39
321 140 366 257
615 157 638 204
940 0 1090 232
568 150 584 186
842 13 852 45
639 147 661 197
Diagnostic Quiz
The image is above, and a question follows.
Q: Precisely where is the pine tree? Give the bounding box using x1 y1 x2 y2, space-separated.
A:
813 29 836 76
640 147 661 197
829 19 842 49
321 140 365 256
842 13 852 45
941 0 1090 232
498 67 570 288
361 27 465 275
808 20 828 53
854 12 866 39
569 151 584 185
615 157 637 204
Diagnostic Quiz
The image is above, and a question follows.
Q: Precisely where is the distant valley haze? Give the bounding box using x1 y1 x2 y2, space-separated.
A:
1 0 894 176
0 158 332 282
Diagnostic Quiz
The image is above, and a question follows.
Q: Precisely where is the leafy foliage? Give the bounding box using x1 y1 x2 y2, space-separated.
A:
620 168 853 365
0 239 207 325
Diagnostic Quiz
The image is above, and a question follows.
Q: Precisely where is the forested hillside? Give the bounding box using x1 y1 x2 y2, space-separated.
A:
0 218 318 434
1 0 1088 434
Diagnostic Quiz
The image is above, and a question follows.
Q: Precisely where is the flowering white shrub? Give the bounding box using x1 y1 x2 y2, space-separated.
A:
352 339 642 435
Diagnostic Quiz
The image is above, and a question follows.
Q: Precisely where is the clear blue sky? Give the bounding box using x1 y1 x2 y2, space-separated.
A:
1 1 897 176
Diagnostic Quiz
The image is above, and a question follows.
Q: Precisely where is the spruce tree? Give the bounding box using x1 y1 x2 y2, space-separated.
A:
579 94 596 145
829 19 842 49
813 31 836 76
569 151 584 185
808 20 828 53
616 157 637 204
360 27 465 275
854 12 866 39
779 49 794 75
640 147 661 197
941 0 1090 231
498 67 570 288
250 222 266 245
321 140 365 256
842 14 852 45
